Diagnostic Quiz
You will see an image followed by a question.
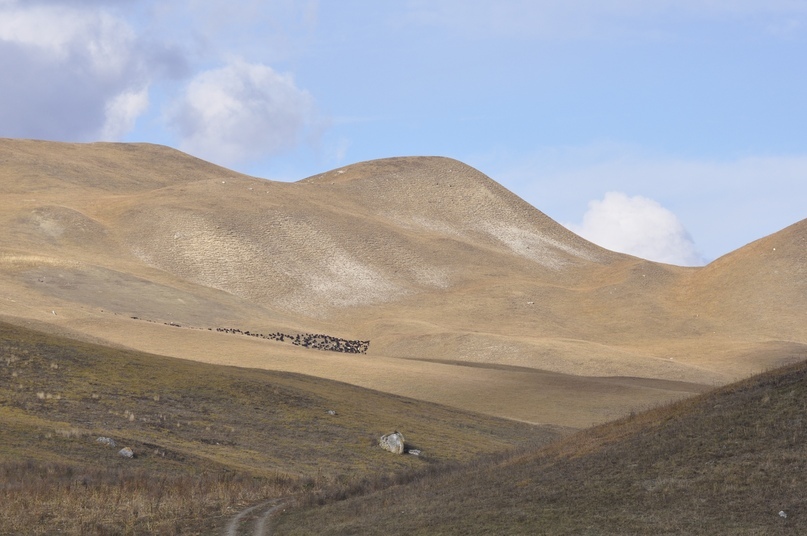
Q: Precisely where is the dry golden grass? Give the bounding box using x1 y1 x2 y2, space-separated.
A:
0 320 558 534
273 353 807 535
0 137 805 428
0 459 292 535
0 139 804 534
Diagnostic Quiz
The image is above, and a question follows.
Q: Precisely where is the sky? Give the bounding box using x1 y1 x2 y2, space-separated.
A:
1 1 805 265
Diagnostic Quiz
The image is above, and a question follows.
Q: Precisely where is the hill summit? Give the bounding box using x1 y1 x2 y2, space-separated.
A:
0 138 805 427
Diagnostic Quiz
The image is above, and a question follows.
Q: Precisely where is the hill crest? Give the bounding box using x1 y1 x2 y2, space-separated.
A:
0 138 245 193
0 139 804 428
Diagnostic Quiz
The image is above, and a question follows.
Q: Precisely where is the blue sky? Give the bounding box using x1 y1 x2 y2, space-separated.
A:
1 1 805 265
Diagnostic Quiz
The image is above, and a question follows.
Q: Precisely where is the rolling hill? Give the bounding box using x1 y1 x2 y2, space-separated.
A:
1 138 805 429
272 349 807 535
0 138 805 534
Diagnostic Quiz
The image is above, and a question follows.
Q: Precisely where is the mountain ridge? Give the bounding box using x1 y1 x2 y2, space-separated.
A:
0 138 804 427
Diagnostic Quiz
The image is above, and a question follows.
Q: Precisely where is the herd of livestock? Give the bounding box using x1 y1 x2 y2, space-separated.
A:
214 327 370 354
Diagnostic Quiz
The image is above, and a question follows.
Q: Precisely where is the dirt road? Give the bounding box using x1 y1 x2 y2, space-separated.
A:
224 499 287 536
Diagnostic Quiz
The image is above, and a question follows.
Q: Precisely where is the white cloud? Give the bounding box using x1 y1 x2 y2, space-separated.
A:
480 144 807 262
0 1 178 141
149 0 319 66
0 0 320 164
166 59 317 166
565 192 704 266
101 86 150 141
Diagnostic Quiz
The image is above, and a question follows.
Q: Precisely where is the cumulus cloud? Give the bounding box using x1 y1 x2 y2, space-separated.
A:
566 192 704 266
166 59 317 166
0 1 183 141
0 0 319 165
100 86 150 140
486 144 807 262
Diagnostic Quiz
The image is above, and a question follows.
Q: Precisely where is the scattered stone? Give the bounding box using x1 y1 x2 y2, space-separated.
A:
118 447 134 458
407 449 421 456
96 437 116 447
779 511 788 519
326 409 337 415
379 431 405 455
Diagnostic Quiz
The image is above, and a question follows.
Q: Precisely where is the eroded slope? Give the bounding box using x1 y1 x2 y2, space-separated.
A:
0 139 804 426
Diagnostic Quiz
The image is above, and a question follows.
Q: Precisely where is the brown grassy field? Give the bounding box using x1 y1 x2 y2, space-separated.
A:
0 320 560 534
273 350 807 535
1 138 804 429
0 138 805 534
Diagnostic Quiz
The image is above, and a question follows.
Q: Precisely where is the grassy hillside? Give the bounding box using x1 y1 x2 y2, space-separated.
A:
0 321 561 534
1 139 805 534
273 351 807 535
1 139 805 430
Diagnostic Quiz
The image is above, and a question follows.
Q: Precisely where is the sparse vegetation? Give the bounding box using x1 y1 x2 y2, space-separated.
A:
273 354 807 535
0 459 292 535
0 321 556 534
1 138 805 534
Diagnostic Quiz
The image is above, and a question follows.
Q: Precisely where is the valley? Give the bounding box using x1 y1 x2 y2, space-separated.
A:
0 138 804 534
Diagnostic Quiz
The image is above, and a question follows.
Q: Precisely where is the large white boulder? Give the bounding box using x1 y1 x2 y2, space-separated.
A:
379 431 405 454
